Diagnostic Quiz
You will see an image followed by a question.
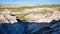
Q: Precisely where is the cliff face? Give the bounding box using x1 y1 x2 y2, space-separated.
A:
0 9 17 23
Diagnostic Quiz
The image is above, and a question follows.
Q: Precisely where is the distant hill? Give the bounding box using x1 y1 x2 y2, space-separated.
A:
0 4 60 8
0 4 35 8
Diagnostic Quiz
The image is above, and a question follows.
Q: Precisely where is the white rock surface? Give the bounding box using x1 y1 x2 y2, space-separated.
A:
19 8 56 14
4 15 17 23
50 10 60 20
0 14 9 23
0 9 11 15
0 9 17 24
25 13 51 21
24 8 60 23
0 8 60 23
37 17 53 23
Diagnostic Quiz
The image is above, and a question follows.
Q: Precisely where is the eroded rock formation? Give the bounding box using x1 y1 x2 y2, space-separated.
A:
0 8 60 23
0 9 17 23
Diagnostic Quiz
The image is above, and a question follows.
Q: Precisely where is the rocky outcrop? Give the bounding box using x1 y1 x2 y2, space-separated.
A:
0 9 17 23
23 8 60 23
0 8 60 23
19 8 56 14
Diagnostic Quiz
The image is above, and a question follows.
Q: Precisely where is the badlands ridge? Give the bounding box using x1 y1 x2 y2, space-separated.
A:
0 7 60 23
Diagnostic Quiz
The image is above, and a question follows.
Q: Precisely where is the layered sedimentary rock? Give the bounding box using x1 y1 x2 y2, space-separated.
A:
0 9 17 23
0 7 60 23
22 8 60 23
19 8 56 14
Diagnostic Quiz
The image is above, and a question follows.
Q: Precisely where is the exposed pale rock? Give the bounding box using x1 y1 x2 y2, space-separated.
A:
25 13 51 21
0 9 17 24
11 12 20 14
0 8 60 23
0 9 11 15
24 8 60 23
50 10 60 20
37 17 53 23
19 8 43 14
0 14 9 23
4 15 17 23
25 13 42 20
19 8 56 14
37 10 60 23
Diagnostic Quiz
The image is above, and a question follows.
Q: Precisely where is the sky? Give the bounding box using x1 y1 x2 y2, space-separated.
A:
0 0 60 4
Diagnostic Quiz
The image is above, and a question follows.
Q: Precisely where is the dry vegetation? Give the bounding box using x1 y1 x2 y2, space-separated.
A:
0 5 60 22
